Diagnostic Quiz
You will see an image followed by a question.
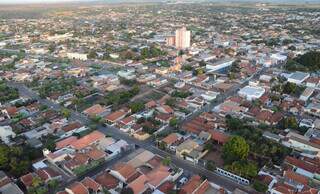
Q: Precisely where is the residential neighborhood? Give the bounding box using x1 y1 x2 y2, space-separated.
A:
0 0 320 193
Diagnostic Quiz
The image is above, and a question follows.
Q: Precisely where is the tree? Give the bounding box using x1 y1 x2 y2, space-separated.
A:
0 145 9 168
282 116 298 130
169 117 178 128
222 136 249 164
61 108 71 119
226 115 243 131
225 161 258 179
129 102 145 113
253 180 268 193
158 141 167 150
162 156 171 166
44 135 56 152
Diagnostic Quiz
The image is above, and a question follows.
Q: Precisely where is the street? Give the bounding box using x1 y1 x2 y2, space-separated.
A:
7 69 267 193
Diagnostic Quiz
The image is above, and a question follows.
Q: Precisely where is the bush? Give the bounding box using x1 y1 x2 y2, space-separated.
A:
253 180 268 193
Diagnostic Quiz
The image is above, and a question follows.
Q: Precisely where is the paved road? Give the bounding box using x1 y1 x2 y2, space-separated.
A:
8 73 269 193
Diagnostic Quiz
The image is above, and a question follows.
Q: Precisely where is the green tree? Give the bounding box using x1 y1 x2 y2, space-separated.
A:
282 116 298 129
44 135 56 152
158 141 167 150
222 136 249 164
162 156 171 166
61 108 71 119
129 102 145 113
0 145 9 168
253 180 268 193
169 117 178 128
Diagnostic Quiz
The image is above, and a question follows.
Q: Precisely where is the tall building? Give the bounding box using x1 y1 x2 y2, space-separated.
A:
175 27 191 49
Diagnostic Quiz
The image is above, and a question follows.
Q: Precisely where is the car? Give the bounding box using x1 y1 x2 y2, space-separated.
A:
178 177 188 185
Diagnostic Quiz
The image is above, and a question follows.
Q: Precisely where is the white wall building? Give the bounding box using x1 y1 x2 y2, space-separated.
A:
287 72 310 85
206 59 234 72
67 52 88 61
238 86 265 101
0 126 16 145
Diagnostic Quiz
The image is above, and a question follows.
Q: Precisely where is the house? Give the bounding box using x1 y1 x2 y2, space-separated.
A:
0 171 23 194
284 156 320 180
210 130 229 144
263 131 281 142
0 182 23 194
156 105 174 114
300 88 314 102
180 175 210 194
176 139 199 158
81 177 102 194
61 122 86 138
304 102 320 117
105 109 129 124
285 132 320 158
83 104 107 117
95 171 121 191
35 167 62 183
161 133 182 151
155 113 173 123
110 163 140 183
305 77 320 88
105 140 129 157
128 165 171 194
20 173 35 189
65 181 89 194
2 106 18 119
283 170 308 190
133 131 151 141
69 130 106 150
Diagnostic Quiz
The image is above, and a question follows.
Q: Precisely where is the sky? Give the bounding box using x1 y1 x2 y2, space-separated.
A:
0 0 320 4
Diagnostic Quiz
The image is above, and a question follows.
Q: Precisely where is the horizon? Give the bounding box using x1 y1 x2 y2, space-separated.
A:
1 0 320 5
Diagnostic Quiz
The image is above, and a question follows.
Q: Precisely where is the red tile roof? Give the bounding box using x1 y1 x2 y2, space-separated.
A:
284 170 309 186
95 171 119 189
70 131 105 150
67 182 88 194
20 173 34 188
81 177 101 192
56 136 78 149
162 133 179 145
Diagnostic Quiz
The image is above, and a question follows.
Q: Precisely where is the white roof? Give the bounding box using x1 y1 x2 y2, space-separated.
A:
32 161 47 170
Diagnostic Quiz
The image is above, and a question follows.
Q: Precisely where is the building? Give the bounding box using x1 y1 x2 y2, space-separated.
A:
206 59 234 72
67 52 88 61
287 72 310 85
165 35 175 47
175 27 191 49
299 87 314 101
238 86 266 101
0 126 16 145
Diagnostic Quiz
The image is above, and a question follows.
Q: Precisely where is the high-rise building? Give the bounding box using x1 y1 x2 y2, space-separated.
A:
175 27 191 49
